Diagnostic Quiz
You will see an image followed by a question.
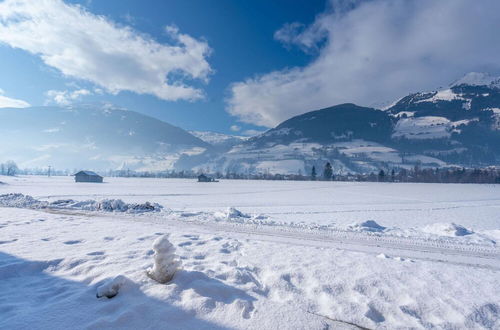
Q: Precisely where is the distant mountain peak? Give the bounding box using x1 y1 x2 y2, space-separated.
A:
450 72 500 88
189 130 247 148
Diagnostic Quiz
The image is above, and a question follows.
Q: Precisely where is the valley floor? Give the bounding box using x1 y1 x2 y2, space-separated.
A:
0 176 499 329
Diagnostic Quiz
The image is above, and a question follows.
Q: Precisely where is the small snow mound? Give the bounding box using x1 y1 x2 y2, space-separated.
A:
421 223 473 237
96 275 129 299
347 220 386 232
0 193 47 208
147 234 181 284
225 207 250 219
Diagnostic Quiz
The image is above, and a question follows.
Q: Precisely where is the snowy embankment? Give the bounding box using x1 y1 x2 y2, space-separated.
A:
0 193 162 213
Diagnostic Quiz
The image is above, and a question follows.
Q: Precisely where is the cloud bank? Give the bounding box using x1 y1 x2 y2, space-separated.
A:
0 89 30 108
227 0 500 127
0 0 212 101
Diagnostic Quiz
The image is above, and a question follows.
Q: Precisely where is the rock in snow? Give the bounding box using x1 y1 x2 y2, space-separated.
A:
147 234 181 284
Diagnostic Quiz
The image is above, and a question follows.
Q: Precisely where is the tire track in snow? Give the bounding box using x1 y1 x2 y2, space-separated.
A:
33 207 500 271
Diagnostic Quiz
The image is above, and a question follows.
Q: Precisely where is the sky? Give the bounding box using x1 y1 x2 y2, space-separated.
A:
0 0 500 135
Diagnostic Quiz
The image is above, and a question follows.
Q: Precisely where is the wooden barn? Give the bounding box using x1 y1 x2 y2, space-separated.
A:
74 170 103 183
198 174 216 182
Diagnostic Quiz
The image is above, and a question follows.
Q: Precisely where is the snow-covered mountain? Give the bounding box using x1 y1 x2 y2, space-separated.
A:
189 131 247 149
187 73 500 175
0 105 209 171
2 73 499 175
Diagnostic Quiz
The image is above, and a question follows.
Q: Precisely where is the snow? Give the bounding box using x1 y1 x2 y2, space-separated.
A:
0 193 163 213
421 223 473 237
0 176 499 329
96 275 130 298
147 235 181 284
345 220 387 233
416 89 464 103
255 159 305 175
189 131 246 147
393 116 451 139
451 72 500 88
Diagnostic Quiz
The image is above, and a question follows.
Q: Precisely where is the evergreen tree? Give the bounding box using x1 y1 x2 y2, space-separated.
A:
311 166 317 181
378 169 385 182
323 162 333 181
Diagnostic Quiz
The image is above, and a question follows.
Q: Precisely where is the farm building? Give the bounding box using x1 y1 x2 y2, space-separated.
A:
74 171 103 183
198 174 216 182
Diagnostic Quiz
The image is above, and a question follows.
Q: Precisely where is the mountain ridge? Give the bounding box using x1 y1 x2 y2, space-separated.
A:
1 73 499 174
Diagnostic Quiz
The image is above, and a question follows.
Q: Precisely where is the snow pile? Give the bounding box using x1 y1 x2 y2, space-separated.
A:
225 207 250 219
214 207 251 220
147 234 181 283
345 220 387 233
52 198 163 213
421 223 474 237
0 193 48 208
0 194 162 213
96 275 129 299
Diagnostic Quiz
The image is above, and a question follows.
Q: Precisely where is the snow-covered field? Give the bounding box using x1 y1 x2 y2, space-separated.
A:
1 176 499 329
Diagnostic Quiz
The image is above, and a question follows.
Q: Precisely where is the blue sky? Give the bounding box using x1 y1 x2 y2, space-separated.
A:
0 0 325 134
1 0 500 134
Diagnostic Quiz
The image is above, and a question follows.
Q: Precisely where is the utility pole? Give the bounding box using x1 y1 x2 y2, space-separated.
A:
48 165 51 177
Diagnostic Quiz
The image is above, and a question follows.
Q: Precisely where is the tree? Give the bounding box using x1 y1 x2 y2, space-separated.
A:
311 166 317 181
323 162 333 181
378 169 385 182
5 161 18 176
391 169 395 182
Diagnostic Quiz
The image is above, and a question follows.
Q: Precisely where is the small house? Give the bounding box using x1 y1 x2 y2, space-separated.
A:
198 174 216 182
74 170 103 183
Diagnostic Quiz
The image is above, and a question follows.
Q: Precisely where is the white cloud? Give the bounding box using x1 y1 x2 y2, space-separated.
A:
230 125 241 132
0 0 212 102
46 89 91 105
228 0 500 127
0 88 30 108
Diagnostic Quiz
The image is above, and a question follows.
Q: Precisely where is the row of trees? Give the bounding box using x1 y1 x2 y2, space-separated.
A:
4 160 500 184
0 161 19 176
107 164 500 184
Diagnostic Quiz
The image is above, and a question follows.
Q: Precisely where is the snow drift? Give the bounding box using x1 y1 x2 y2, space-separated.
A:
0 193 48 209
0 193 163 213
421 223 474 237
96 275 130 299
345 220 387 233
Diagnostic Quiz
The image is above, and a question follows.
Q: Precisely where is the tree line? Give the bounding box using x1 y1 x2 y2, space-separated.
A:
3 160 500 184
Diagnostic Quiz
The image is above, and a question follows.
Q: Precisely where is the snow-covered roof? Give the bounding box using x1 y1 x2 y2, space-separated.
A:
74 170 102 177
